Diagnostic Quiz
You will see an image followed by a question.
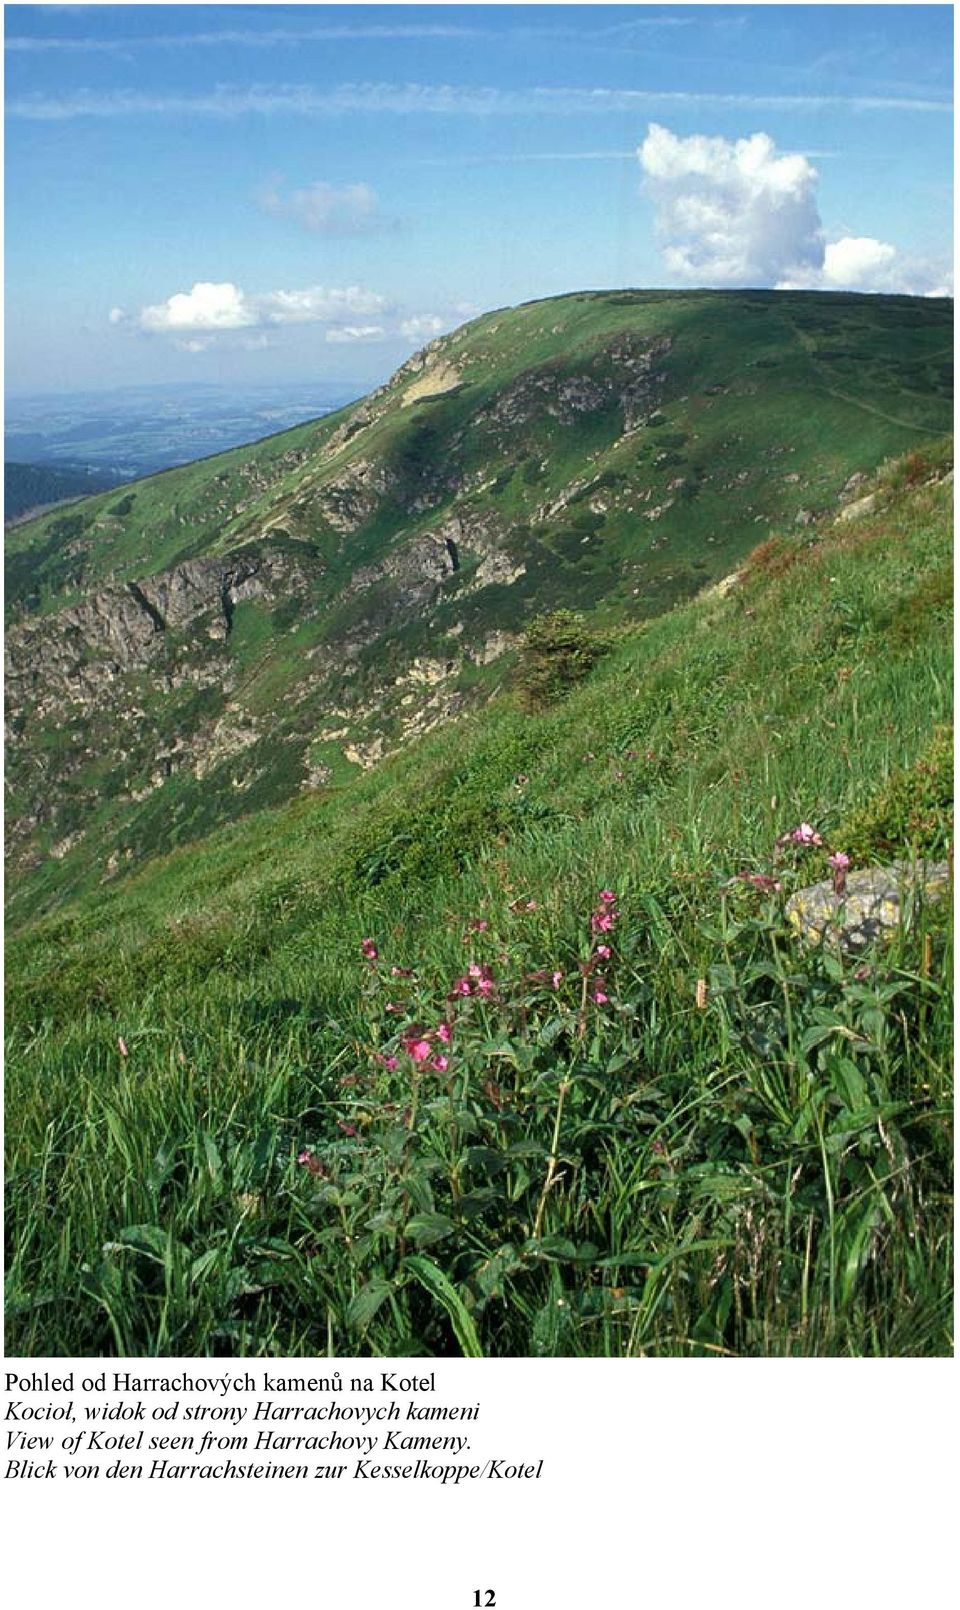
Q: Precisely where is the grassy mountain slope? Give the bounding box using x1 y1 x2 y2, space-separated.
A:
5 290 952 916
6 444 952 1357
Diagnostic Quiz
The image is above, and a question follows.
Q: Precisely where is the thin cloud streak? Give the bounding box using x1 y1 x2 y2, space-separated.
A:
7 81 951 121
5 16 697 52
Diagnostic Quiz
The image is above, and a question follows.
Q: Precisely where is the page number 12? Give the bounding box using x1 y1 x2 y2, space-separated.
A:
473 1594 496 1607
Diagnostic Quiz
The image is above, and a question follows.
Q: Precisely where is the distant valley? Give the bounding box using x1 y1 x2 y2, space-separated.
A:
5 379 362 484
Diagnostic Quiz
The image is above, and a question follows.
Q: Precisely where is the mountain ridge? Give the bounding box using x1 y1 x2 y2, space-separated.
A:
4 287 952 914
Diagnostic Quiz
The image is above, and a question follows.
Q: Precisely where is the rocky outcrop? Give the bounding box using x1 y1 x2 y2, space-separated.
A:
4 550 305 722
402 359 462 407
835 492 878 524
786 860 950 949
611 333 674 432
346 531 455 608
343 508 524 613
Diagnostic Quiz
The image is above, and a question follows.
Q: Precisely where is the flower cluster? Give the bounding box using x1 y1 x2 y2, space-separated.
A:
746 822 853 898
399 1026 452 1074
448 962 496 1001
590 889 619 935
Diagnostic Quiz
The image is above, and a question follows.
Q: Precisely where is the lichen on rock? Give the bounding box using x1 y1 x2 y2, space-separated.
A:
786 860 950 949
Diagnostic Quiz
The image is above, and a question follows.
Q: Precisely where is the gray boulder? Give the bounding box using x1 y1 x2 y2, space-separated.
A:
786 860 951 949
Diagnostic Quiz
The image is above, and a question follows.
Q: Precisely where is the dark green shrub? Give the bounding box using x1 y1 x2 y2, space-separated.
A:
514 609 609 711
840 726 953 859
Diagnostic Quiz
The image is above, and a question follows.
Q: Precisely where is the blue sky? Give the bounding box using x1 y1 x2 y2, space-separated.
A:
4 3 953 393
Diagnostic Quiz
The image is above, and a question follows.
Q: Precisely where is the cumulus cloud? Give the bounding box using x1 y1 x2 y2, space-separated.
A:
140 281 255 332
256 177 382 233
638 122 948 295
639 122 824 285
780 235 949 296
132 280 391 338
399 314 448 342
324 325 386 343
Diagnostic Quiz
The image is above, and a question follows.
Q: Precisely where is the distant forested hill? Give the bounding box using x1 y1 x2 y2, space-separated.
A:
4 460 126 523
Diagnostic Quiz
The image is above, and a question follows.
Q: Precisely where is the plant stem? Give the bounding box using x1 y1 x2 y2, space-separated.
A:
533 1078 571 1239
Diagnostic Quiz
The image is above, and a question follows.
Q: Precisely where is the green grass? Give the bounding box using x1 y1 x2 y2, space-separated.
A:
5 448 952 1357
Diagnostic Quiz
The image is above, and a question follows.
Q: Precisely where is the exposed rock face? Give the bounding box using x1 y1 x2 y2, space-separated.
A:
786 860 950 949
5 552 289 719
835 492 878 524
613 334 674 432
347 532 455 606
307 459 400 534
402 360 462 407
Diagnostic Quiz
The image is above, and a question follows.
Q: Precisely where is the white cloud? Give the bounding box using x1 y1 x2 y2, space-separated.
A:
324 325 386 344
174 338 214 354
639 123 824 286
639 122 950 295
107 306 126 324
256 177 381 233
140 281 255 332
400 314 448 342
133 280 391 338
257 285 389 325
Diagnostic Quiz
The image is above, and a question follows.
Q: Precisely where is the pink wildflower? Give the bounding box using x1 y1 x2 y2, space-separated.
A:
468 962 484 978
431 1054 450 1073
599 890 617 905
378 1054 399 1072
592 991 609 1006
791 823 823 847
337 1120 359 1139
450 977 473 998
297 1148 326 1177
551 971 564 989
436 1022 453 1044
829 850 850 896
477 977 495 996
361 938 379 960
595 944 612 959
591 911 615 934
404 1038 433 1065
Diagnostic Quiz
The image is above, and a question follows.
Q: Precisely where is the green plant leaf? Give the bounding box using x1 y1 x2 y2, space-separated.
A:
402 1255 484 1358
348 1278 394 1332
